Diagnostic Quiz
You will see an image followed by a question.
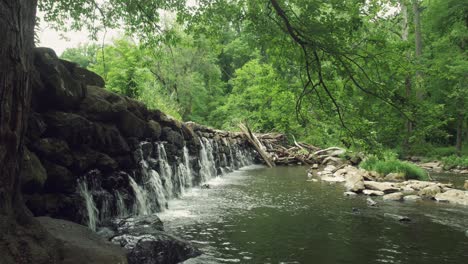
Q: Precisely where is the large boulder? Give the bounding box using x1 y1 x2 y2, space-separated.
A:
60 60 105 87
364 181 400 194
116 110 148 138
20 147 48 194
31 138 74 167
33 48 86 110
110 216 201 264
73 147 118 173
42 161 76 193
161 127 184 149
37 217 127 264
126 233 201 264
383 192 403 201
418 185 442 199
435 190 468 206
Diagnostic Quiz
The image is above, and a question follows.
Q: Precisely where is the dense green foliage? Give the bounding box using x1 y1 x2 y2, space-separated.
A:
55 0 467 158
360 153 429 180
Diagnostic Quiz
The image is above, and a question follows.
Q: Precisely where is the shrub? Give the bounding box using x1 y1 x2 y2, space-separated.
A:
441 155 468 169
360 153 429 181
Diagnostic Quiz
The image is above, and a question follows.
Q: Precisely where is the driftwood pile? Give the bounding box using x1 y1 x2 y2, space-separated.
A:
239 123 345 167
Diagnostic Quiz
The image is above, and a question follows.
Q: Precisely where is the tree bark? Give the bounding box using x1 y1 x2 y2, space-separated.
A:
0 1 60 263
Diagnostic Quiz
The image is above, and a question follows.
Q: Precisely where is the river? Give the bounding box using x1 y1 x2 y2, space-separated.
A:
158 165 468 264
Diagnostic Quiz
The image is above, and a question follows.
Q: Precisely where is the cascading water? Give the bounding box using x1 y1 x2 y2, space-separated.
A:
77 135 257 231
157 143 174 199
129 176 150 216
78 178 99 231
199 137 217 181
115 191 128 217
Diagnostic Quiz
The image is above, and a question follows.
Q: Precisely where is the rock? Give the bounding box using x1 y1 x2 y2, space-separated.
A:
117 110 148 138
344 191 357 197
37 217 127 264
26 112 47 140
460 170 468 175
464 180 468 190
161 127 185 149
384 213 411 222
364 181 400 194
384 172 405 182
109 216 201 264
33 48 86 110
147 120 161 140
97 227 116 240
31 138 74 167
418 185 441 199
403 195 422 201
323 164 336 172
80 88 116 121
366 197 378 206
43 111 95 146
43 161 76 193
61 60 105 87
321 156 343 166
73 148 117 173
312 163 319 169
401 186 416 195
112 216 164 237
419 161 441 169
20 147 48 193
363 190 385 196
201 184 211 189
344 170 365 192
125 233 202 264
434 189 468 206
403 180 434 191
383 192 403 201
321 175 345 182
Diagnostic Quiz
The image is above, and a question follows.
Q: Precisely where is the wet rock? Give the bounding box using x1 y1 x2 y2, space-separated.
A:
117 110 148 138
31 138 74 167
43 111 94 145
464 180 468 190
33 48 86 110
110 216 201 264
434 189 468 206
418 185 441 199
344 191 357 197
125 233 201 264
147 120 161 140
364 181 400 194
112 216 164 236
201 184 211 189
80 87 115 121
363 190 385 196
20 147 47 194
312 163 319 169
403 195 422 201
384 213 411 222
383 192 403 201
37 217 127 264
97 227 116 240
161 127 185 149
73 148 118 173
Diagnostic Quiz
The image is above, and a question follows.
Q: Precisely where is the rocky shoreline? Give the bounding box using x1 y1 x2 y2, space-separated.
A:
307 152 468 207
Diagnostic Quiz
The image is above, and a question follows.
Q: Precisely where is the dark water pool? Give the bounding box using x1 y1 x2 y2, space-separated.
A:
158 166 468 264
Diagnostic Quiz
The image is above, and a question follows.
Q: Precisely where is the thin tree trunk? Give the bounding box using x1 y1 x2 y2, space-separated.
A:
400 0 413 154
456 112 464 155
0 1 59 263
413 0 424 99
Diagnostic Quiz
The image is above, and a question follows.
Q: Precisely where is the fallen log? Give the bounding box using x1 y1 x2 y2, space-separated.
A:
239 123 275 167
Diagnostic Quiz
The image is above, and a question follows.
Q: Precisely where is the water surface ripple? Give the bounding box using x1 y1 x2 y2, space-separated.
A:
158 166 468 264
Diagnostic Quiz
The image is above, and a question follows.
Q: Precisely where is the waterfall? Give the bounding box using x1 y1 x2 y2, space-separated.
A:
157 143 174 199
129 176 150 216
183 146 193 188
78 179 99 231
147 169 168 211
115 191 128 217
199 137 217 181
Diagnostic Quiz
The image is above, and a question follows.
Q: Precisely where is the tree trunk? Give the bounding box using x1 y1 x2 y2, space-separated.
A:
456 112 464 155
400 0 413 155
0 1 60 263
412 0 424 100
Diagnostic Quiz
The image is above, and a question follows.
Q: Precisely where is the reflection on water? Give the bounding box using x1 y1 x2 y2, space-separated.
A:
158 166 468 264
